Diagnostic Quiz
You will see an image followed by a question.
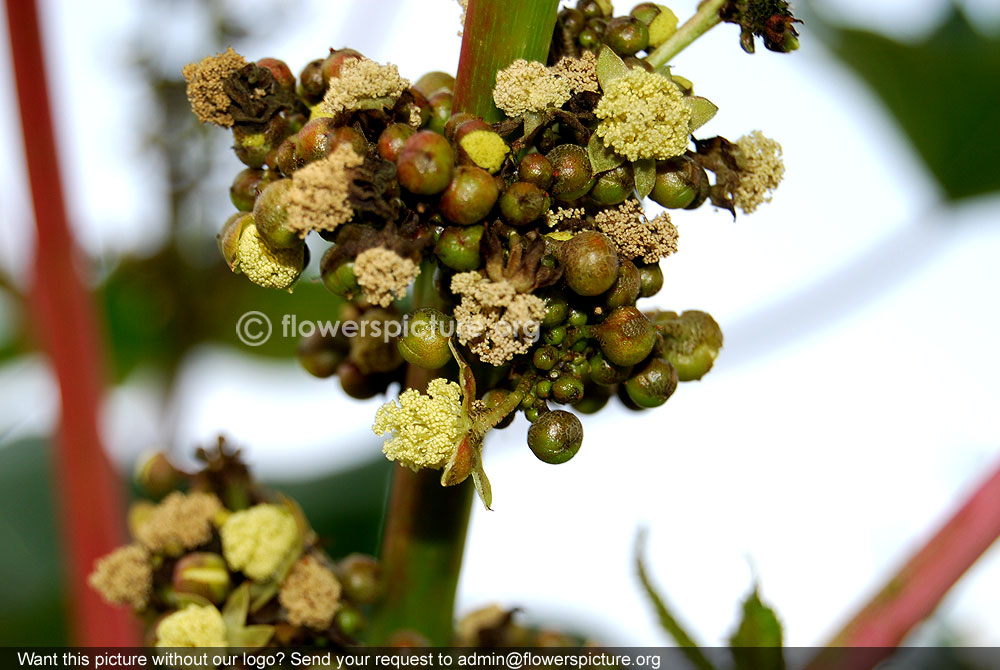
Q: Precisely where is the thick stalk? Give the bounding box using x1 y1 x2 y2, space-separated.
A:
368 0 558 644
645 0 726 70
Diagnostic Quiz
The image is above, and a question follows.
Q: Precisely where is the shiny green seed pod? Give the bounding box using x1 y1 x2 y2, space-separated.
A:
624 357 678 408
427 92 453 135
435 225 484 271
230 168 274 212
398 308 454 369
518 153 554 190
553 375 584 404
253 179 299 250
297 332 348 378
527 410 583 464
638 262 664 297
396 130 455 195
218 212 254 272
589 351 632 386
377 123 416 163
439 165 499 225
524 406 542 423
482 389 516 429
605 16 649 56
337 553 381 605
654 310 724 381
576 0 609 19
562 231 620 296
542 296 570 328
547 144 594 202
594 305 656 366
589 165 634 205
500 181 550 226
533 345 559 371
605 259 641 309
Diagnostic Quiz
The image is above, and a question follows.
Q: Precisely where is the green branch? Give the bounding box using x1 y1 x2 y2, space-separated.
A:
645 0 726 70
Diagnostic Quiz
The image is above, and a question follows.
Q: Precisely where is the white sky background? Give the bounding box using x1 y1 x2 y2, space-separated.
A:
1 0 999 647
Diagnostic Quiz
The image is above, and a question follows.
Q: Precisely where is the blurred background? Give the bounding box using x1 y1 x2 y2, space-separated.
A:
1 0 999 648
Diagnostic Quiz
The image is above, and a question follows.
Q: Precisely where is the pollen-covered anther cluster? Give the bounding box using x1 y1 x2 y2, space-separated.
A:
451 272 546 366
237 223 304 290
181 47 247 127
88 544 152 610
287 144 365 234
552 51 599 94
733 130 785 214
354 247 421 308
220 503 299 582
372 378 465 471
593 68 692 161
134 491 223 554
546 206 586 228
594 199 679 263
320 58 410 118
493 59 572 117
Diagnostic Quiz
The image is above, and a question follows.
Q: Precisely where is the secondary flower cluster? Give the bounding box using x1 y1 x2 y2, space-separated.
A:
186 0 789 506
88 444 379 647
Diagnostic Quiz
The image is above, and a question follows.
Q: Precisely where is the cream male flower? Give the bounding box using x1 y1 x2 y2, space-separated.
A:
733 130 785 214
493 59 571 117
372 378 466 471
594 69 692 161
155 604 228 647
220 504 299 581
236 224 303 291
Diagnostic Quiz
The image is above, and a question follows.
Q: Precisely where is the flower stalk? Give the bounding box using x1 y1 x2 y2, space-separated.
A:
644 0 726 70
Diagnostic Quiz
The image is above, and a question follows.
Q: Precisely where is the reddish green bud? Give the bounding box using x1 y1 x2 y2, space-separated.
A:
527 410 583 464
230 168 274 212
559 8 587 36
547 144 595 202
562 231 620 296
624 357 678 408
439 165 499 225
320 247 359 298
256 57 295 94
595 306 656 366
650 157 708 209
298 59 326 104
653 310 723 381
378 123 416 163
297 332 348 379
500 181 549 226
133 451 182 498
397 130 455 195
321 48 364 84
434 224 484 271
172 553 231 605
426 92 453 135
606 16 649 55
518 153 554 190
233 115 287 169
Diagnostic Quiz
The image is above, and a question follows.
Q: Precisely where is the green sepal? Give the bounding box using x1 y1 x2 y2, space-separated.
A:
729 586 785 670
523 111 545 137
588 133 626 173
596 46 629 90
440 340 492 510
685 96 718 132
633 159 656 198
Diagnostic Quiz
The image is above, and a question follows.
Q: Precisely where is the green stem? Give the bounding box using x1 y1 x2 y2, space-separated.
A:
644 0 726 70
368 0 558 643
470 374 534 441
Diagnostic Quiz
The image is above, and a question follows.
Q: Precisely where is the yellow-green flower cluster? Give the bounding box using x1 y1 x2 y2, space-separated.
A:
236 224 303 290
319 59 410 119
88 544 152 610
733 130 785 214
372 378 466 471
493 60 571 117
594 69 692 161
220 504 299 581
155 604 227 647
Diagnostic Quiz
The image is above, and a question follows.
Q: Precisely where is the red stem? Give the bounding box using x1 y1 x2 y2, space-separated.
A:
811 460 1000 667
5 0 136 645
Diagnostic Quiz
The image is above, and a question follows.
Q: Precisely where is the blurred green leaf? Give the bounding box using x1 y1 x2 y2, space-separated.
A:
0 437 68 645
811 7 1000 200
635 530 715 670
729 586 784 670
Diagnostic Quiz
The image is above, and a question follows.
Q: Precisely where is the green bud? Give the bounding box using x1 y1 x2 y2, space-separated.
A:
500 181 549 226
335 605 365 637
230 168 275 212
398 308 454 369
624 357 678 408
638 262 664 298
589 165 634 205
337 553 381 605
218 212 253 272
518 153 554 190
253 179 300 250
172 553 231 605
527 410 583 464
413 71 455 100
653 310 723 381
578 26 601 49
650 157 707 209
533 345 559 371
562 231 620 296
605 259 641 309
377 123 416 163
589 351 632 386
435 224 484 271
297 332 348 379
427 92 453 135
337 361 384 399
535 380 553 399
233 114 287 169
397 130 455 195
439 165 499 225
298 58 326 104
573 385 611 414
605 16 649 56
544 326 566 346
133 451 182 498
547 144 594 202
594 306 656 366
542 296 569 328
552 375 584 404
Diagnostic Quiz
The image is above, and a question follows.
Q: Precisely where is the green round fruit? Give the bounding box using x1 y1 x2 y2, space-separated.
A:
396 130 455 195
552 376 584 404
562 231 620 296
638 262 664 297
434 225 484 271
624 357 678 408
397 308 454 369
253 179 299 249
594 306 656 366
527 410 583 464
547 144 594 202
499 181 549 226
439 165 499 225
589 351 632 386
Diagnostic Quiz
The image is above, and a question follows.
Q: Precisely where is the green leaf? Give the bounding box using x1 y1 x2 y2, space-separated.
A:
809 7 1000 200
635 530 715 670
596 46 629 89
471 448 493 511
523 111 545 137
588 133 626 173
685 96 718 132
633 158 656 198
729 586 785 670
